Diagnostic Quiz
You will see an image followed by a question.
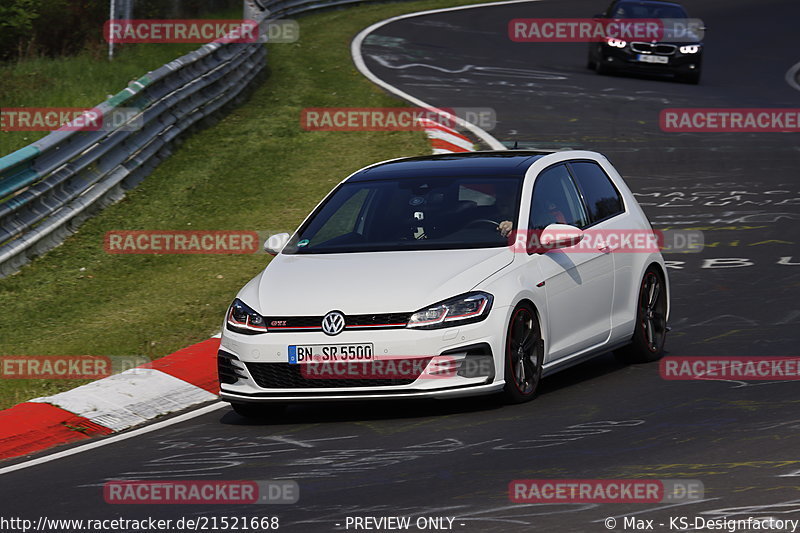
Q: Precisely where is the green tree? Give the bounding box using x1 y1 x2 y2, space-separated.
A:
0 0 40 60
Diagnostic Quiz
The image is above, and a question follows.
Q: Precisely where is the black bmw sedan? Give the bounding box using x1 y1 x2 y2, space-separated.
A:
587 0 704 84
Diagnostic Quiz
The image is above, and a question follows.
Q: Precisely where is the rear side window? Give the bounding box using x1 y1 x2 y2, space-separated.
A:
568 161 624 224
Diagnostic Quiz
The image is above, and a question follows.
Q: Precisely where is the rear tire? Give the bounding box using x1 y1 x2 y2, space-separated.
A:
503 303 544 404
230 402 286 419
616 267 668 363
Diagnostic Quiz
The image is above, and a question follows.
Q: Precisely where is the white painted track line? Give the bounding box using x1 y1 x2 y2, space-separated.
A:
350 0 546 151
785 60 800 92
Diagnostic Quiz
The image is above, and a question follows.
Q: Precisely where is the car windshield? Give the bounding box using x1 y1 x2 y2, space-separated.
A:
285 176 523 254
613 2 688 18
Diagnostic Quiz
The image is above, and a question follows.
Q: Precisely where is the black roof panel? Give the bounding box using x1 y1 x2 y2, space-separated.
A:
347 151 552 181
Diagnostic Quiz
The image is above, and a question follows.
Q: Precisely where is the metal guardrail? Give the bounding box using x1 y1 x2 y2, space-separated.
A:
0 0 386 277
0 42 266 277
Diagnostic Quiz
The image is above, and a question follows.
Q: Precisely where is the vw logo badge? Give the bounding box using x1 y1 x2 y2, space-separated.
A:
322 311 345 336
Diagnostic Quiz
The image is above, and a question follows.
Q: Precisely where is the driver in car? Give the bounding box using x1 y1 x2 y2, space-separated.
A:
498 220 513 237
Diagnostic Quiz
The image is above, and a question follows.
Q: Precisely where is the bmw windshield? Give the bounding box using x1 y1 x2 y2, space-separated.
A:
612 2 689 19
284 176 523 254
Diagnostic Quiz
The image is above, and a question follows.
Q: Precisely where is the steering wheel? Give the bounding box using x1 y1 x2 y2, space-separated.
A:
464 219 501 229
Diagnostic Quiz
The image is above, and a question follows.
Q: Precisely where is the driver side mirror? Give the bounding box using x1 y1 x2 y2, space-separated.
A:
264 232 291 256
530 224 584 253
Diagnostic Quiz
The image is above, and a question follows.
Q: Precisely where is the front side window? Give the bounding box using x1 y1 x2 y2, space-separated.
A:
306 187 372 245
285 176 523 254
529 164 589 230
568 161 624 224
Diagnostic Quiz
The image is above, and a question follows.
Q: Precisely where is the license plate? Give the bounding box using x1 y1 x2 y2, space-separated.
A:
288 343 374 364
637 54 668 64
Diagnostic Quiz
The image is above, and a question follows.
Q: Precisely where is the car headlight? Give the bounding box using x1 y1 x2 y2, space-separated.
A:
407 292 493 330
606 38 627 48
679 44 701 54
226 298 267 335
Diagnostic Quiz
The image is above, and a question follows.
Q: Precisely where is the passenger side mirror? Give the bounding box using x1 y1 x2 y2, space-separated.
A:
532 224 584 253
264 233 291 256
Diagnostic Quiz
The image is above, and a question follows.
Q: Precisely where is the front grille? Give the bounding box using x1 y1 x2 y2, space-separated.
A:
654 43 677 55
348 312 411 328
630 42 676 55
265 312 411 332
245 359 432 388
218 350 247 384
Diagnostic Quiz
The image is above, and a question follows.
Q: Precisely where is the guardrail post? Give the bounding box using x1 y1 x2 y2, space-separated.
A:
108 0 116 61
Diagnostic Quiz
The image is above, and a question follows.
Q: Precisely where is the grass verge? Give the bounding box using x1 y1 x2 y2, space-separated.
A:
0 0 491 410
0 5 249 157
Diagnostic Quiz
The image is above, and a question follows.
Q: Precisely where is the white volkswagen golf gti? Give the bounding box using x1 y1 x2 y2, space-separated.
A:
219 151 669 417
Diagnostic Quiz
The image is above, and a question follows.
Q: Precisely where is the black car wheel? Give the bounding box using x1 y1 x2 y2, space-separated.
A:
503 303 544 403
587 49 597 70
595 59 613 76
616 267 668 363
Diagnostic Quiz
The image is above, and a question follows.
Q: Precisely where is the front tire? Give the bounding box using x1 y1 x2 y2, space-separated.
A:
595 58 613 76
587 48 597 70
503 303 544 403
616 267 668 363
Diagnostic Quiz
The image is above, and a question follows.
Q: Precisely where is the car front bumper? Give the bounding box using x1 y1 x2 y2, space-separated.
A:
597 44 702 75
218 307 509 402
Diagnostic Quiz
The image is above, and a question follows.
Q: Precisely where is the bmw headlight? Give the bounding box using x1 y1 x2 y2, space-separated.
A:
407 292 493 329
679 44 701 54
226 298 267 334
606 38 627 48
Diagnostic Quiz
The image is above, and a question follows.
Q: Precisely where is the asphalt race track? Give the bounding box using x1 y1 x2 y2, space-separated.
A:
2 1 799 531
